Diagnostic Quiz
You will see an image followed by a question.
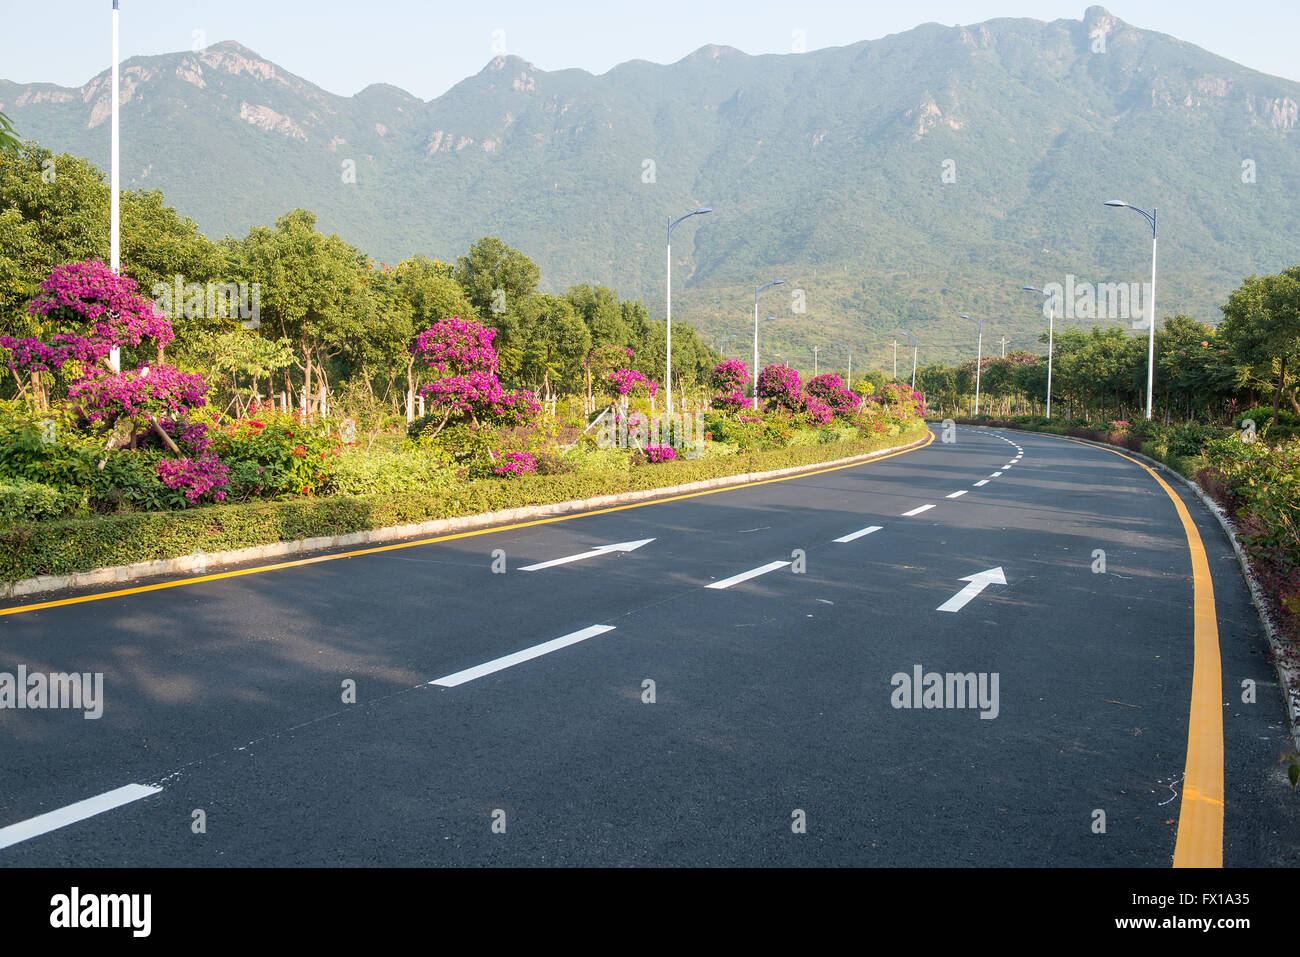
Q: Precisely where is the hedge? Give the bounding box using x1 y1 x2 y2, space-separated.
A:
0 422 929 582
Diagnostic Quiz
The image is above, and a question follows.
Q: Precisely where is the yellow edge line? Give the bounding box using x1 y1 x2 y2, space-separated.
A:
1 430 935 618
1052 434 1223 868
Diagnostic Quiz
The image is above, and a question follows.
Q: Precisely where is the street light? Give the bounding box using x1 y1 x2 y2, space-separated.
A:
753 280 785 409
666 206 712 415
899 332 919 391
959 315 983 415
1023 285 1057 418
1104 199 1158 419
812 345 820 377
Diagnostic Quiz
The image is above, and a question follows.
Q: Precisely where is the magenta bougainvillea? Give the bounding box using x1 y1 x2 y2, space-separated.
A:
2 260 173 372
412 316 499 375
155 453 230 503
68 365 209 422
805 373 861 418
756 364 803 412
492 451 537 476
608 367 658 397
644 444 676 463
412 317 539 439
710 359 750 412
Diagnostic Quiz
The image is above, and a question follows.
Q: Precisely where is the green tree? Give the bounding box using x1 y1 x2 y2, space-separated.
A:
231 209 371 413
454 237 540 382
1219 268 1300 425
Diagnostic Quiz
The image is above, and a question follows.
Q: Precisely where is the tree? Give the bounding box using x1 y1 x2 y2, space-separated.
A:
0 111 19 151
454 237 540 381
231 209 371 413
519 293 591 399
1219 268 1300 425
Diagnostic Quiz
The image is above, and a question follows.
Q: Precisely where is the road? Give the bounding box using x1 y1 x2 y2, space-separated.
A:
1 425 1296 866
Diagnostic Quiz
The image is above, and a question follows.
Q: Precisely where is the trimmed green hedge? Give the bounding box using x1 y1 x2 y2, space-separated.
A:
0 422 928 582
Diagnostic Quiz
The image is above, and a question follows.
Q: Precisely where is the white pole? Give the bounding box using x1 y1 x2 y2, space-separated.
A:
752 294 759 411
665 238 672 416
974 325 983 416
893 340 897 379
847 350 851 387
109 0 121 373
1146 218 1157 420
911 345 917 391
1046 301 1055 419
813 346 818 376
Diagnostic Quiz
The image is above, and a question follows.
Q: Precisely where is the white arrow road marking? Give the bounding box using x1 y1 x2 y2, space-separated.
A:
973 479 989 487
834 525 883 543
706 561 792 589
430 624 616 687
901 504 935 516
518 538 655 571
0 783 161 850
937 566 1007 613
945 490 968 499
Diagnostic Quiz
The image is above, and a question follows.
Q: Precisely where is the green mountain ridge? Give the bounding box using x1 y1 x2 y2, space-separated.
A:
2 5 1297 369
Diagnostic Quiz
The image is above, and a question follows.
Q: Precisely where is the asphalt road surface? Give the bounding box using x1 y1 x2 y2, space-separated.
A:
1 425 1297 866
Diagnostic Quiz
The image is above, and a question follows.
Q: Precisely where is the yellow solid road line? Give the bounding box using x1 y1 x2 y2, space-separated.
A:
1055 435 1223 868
0 431 935 618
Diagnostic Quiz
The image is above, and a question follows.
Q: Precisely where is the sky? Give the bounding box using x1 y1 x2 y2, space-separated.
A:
1 1 1298 99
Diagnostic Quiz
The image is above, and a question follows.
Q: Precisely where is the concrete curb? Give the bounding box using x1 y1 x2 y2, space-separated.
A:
973 424 1300 748
2 432 931 601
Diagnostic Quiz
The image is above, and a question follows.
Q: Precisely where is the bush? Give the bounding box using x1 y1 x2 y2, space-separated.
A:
0 420 931 581
0 479 88 525
1165 422 1221 458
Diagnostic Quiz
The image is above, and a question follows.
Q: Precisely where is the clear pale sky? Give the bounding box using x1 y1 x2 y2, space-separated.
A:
2 1 1297 99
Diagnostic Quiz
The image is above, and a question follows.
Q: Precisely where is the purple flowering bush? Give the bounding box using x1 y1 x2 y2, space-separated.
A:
607 367 658 398
643 444 676 463
756 364 803 412
2 260 172 374
805 373 861 419
493 451 538 477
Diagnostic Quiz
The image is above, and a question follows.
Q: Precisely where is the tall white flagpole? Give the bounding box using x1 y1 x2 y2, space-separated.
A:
109 0 121 372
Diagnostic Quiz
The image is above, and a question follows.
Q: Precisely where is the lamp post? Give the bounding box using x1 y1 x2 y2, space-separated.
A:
1023 285 1057 418
1104 199 1158 419
666 206 711 415
812 345 819 377
835 341 852 386
109 0 121 373
753 280 785 409
959 315 983 416
899 332 919 391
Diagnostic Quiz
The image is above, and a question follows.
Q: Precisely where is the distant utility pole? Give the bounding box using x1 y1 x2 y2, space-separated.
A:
1000 337 1007 358
893 340 898 379
813 346 819 377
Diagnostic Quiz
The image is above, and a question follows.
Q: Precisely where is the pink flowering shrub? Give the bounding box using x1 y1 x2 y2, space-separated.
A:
155 452 230 503
492 451 537 477
644 444 676 463
412 316 499 375
756 364 803 412
805 373 861 418
2 260 173 373
800 396 833 426
710 359 751 412
69 365 208 423
711 390 748 412
607 368 658 397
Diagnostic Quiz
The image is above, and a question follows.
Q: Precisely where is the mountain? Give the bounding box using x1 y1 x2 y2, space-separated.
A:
3 6 1298 368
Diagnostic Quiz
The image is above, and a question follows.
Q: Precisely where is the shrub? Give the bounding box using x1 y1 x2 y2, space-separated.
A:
644 444 676 463
0 478 88 525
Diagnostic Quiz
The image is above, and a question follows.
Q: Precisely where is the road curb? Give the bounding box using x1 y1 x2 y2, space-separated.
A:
971 425 1300 749
2 432 931 602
